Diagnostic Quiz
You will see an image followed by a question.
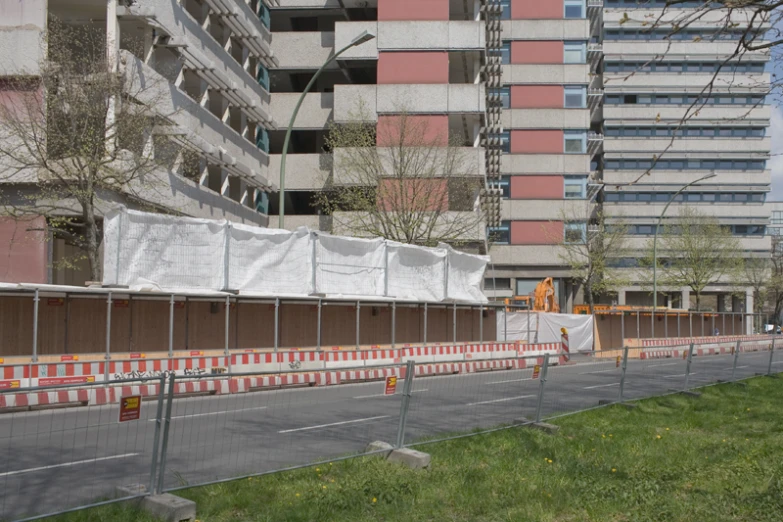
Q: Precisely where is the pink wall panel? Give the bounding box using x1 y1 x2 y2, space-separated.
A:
510 221 563 245
378 178 449 212
510 41 564 64
510 85 564 109
377 115 449 146
377 52 449 84
378 0 449 20
0 216 47 283
510 176 564 199
510 130 563 154
511 0 564 19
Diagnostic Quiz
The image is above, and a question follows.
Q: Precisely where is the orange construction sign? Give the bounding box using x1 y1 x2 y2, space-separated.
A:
384 376 398 395
616 356 621 368
0 380 20 390
532 365 541 379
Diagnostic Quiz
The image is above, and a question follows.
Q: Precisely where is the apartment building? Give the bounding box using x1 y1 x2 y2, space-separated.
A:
601 0 771 313
0 0 276 285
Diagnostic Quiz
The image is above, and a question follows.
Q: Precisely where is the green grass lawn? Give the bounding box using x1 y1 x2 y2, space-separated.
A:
48 377 783 522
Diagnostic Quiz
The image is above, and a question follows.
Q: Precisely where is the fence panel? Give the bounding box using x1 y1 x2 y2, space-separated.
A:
0 377 165 521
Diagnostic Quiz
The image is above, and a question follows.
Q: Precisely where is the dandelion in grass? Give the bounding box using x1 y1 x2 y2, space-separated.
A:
323 486 327 490
296 493 300 497
373 498 377 503
656 435 662 439
611 468 617 473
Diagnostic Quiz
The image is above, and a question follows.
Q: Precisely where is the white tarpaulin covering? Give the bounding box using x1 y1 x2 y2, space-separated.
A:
103 208 489 303
498 311 594 352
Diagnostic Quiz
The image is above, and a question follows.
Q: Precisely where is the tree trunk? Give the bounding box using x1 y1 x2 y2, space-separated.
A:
585 279 594 311
694 292 701 312
83 201 101 282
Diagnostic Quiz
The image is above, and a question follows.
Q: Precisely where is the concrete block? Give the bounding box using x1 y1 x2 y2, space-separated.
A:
387 448 431 469
142 494 196 522
365 440 394 457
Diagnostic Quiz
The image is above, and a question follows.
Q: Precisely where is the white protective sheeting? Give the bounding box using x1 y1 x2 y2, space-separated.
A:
442 244 491 303
498 311 594 352
229 224 313 295
103 208 489 303
386 242 446 302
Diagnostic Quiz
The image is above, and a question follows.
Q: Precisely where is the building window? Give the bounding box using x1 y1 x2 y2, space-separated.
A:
256 127 269 153
255 190 269 214
565 223 587 244
485 278 511 290
498 131 511 153
257 64 270 91
564 0 586 18
257 2 270 29
497 176 511 198
499 0 511 19
490 87 510 108
500 42 511 65
773 211 783 225
564 176 587 199
488 221 511 244
564 130 587 154
564 41 587 64
564 86 587 108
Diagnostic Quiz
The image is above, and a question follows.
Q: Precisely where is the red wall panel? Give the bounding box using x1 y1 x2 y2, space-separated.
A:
510 130 563 154
510 176 564 199
378 0 449 20
510 41 564 64
510 221 563 245
511 0 564 19
0 216 47 283
377 115 449 146
510 85 564 109
377 52 449 84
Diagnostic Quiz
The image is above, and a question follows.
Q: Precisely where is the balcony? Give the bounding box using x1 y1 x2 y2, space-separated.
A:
271 32 336 70
334 20 486 60
333 84 486 121
501 154 591 175
501 19 590 40
604 137 771 154
501 199 593 221
268 154 332 191
602 105 771 123
270 93 334 130
603 72 771 91
489 245 568 267
606 203 770 220
501 109 590 129
503 64 591 85
602 170 771 187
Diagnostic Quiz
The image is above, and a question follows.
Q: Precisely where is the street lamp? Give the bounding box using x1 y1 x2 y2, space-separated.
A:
277 30 376 229
652 173 717 319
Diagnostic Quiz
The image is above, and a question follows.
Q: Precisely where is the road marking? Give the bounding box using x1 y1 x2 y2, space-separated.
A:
278 415 391 434
583 383 620 390
353 390 428 399
773 361 783 365
663 373 695 378
150 405 268 421
485 378 533 385
579 369 618 375
466 395 535 406
0 453 139 478
646 362 680 368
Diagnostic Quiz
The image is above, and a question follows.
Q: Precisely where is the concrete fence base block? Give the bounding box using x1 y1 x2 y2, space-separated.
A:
141 493 197 522
387 448 431 470
365 441 394 457
115 484 147 500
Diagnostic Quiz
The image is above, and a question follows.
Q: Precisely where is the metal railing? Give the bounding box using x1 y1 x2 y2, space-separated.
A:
0 337 779 521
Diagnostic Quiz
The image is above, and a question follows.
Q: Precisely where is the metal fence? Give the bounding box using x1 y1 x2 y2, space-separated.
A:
0 337 779 521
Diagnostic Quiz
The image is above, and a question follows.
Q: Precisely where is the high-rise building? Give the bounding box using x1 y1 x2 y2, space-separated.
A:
0 0 276 285
0 0 772 312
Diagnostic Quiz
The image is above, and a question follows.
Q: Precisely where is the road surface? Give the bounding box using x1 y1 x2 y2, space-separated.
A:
0 348 777 520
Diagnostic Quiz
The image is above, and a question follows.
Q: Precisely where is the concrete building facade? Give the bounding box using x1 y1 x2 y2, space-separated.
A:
0 0 277 285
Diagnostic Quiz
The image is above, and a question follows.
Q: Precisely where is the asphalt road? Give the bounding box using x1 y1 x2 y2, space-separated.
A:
0 346 778 521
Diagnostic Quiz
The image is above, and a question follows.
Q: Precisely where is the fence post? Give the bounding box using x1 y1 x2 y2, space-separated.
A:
677 312 681 338
104 292 112 385
148 374 166 493
423 303 428 345
689 312 693 338
636 312 640 344
356 301 361 350
274 298 280 352
311 232 318 294
535 355 550 423
168 295 174 359
722 312 726 336
452 303 457 343
224 296 231 374
618 346 629 403
767 338 776 376
731 339 741 381
504 308 508 342
620 311 625 347
317 299 322 351
683 342 694 390
664 310 668 339
383 241 389 297
479 305 483 343
30 288 39 385
395 360 415 448
156 374 176 494
526 302 531 343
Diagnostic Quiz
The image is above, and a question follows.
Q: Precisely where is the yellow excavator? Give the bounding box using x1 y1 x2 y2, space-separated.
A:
504 278 560 313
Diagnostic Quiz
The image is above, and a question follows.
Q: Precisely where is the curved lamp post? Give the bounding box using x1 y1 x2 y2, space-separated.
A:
278 30 376 229
651 173 716 334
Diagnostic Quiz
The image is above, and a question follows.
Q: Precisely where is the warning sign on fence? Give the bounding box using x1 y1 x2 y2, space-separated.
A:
119 395 142 422
532 365 541 379
616 356 621 368
384 376 397 395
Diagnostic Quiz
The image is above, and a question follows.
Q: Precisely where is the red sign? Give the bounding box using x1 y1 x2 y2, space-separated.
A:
174 301 186 309
130 353 146 359
47 298 64 306
616 356 622 368
190 351 203 357
532 365 541 379
114 299 129 308
119 395 142 422
384 376 398 395
60 355 79 362
0 380 20 390
39 376 94 386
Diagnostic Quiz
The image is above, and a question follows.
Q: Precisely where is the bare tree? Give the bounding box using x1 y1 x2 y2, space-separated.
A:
315 109 484 247
553 210 630 309
0 21 175 281
742 253 772 331
766 235 783 324
643 207 745 310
